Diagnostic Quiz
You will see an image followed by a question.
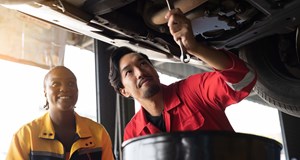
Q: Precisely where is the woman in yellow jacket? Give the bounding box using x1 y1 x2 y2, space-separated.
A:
6 66 115 160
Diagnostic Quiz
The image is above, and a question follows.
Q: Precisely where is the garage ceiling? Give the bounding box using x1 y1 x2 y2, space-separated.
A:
0 5 266 105
0 5 91 69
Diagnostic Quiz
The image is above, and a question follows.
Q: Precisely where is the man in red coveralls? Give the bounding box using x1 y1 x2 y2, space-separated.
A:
108 8 257 141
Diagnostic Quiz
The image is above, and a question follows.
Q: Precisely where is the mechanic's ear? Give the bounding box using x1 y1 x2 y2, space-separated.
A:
119 88 131 98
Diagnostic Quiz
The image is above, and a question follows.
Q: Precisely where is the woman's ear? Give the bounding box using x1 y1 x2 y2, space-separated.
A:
44 89 47 98
119 88 131 98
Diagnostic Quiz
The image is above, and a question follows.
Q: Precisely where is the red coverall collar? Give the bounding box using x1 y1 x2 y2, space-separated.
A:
134 84 182 134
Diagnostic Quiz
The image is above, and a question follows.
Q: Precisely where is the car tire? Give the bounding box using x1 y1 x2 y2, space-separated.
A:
239 34 300 118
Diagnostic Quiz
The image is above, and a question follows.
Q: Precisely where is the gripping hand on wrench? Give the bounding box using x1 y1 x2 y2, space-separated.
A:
165 8 233 70
165 8 197 63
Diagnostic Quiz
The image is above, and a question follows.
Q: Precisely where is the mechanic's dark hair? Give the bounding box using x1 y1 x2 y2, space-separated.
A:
109 46 152 94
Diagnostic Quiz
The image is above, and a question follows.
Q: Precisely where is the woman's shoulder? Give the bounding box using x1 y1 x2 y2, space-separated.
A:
13 112 48 136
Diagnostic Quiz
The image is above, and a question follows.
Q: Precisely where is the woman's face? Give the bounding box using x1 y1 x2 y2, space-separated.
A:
44 67 78 112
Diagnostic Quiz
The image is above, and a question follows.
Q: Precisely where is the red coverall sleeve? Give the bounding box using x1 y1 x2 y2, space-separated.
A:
182 51 257 110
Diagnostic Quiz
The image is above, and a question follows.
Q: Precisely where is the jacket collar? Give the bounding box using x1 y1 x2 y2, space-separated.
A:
75 113 92 138
39 112 55 139
133 108 149 134
134 84 181 134
39 112 92 139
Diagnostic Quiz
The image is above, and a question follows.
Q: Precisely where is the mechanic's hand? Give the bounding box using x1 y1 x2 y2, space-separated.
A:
165 8 198 53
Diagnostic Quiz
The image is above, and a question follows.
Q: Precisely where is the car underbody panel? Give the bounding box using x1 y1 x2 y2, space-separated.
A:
1 0 300 118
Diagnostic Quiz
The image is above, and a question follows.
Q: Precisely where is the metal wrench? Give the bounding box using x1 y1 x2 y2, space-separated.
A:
165 0 190 63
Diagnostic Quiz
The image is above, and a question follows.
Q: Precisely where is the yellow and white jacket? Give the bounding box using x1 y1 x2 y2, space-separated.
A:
6 112 115 160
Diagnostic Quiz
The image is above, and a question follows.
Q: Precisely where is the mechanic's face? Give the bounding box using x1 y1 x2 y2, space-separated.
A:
44 67 78 112
119 53 160 100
